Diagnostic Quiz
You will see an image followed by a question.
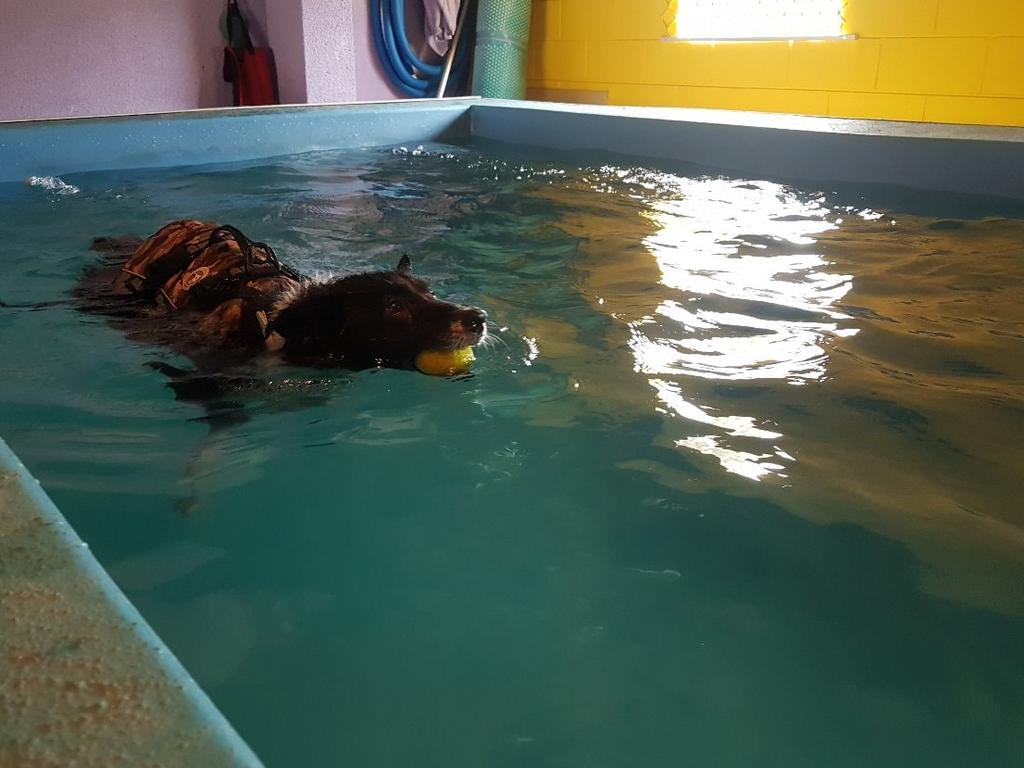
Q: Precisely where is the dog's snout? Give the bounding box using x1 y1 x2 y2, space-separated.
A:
468 309 489 331
458 308 487 334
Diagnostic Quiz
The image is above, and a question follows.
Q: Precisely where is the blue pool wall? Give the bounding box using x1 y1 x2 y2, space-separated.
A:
0 98 476 183
2 97 1023 765
2 98 1023 200
469 101 1024 201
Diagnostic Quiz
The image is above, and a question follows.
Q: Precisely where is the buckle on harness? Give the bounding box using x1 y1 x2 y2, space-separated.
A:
257 309 286 351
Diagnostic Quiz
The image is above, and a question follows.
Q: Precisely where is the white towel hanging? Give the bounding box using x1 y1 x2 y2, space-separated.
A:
423 0 462 56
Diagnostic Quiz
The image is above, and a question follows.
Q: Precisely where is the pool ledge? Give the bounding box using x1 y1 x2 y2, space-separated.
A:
0 438 263 767
4 98 1024 200
471 100 1024 200
0 98 478 183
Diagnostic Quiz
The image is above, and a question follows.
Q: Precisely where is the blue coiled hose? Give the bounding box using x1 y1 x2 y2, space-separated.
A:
371 0 470 97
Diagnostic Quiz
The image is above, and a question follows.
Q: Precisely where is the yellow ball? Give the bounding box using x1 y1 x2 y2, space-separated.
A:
415 347 475 376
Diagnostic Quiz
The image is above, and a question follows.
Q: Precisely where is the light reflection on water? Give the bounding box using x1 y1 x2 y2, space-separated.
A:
537 159 1024 614
624 176 857 480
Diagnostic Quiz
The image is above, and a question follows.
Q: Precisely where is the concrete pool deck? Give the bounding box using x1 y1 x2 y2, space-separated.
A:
0 439 262 767
1 97 1022 763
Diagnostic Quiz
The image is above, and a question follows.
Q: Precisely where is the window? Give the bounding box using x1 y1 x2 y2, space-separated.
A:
674 0 846 41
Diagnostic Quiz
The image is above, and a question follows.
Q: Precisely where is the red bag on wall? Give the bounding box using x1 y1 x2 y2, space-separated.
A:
223 47 278 106
222 0 279 106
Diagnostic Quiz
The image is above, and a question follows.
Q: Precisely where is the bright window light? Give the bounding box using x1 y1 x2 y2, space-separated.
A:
676 0 845 40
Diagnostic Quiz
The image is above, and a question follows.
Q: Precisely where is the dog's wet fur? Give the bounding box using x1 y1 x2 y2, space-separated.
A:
270 255 487 369
76 238 487 375
65 233 489 513
71 233 488 431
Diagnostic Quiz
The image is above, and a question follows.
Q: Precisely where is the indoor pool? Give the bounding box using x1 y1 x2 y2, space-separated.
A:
1 141 1022 767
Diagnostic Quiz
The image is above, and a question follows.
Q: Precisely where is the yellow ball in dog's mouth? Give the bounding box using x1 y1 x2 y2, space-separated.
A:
415 347 475 376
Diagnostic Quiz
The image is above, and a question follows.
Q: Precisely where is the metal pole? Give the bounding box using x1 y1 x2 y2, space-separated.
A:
435 0 471 98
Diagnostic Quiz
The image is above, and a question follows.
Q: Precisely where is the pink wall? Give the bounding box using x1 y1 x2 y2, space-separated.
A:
352 1 403 101
265 0 309 104
296 0 359 104
0 0 410 123
0 0 239 121
305 0 360 104
267 0 403 104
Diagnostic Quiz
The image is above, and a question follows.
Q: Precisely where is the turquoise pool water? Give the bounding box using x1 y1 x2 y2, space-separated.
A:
1 143 1023 767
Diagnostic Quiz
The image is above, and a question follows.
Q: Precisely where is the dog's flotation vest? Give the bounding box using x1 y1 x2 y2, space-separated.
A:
119 220 301 312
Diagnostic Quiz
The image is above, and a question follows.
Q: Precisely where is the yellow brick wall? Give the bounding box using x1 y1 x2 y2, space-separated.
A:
526 0 1024 127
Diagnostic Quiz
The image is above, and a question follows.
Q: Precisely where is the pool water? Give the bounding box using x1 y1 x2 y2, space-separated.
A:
1 142 1023 767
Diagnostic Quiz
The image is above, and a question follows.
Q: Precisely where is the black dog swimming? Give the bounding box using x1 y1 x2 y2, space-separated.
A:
70 220 489 512
78 220 487 374
75 220 489 418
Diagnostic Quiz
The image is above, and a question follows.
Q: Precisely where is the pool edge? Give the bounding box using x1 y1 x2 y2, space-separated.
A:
0 98 477 183
470 100 1024 200
0 437 264 768
3 97 1023 200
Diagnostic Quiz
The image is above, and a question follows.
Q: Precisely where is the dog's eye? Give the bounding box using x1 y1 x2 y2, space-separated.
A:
384 297 406 315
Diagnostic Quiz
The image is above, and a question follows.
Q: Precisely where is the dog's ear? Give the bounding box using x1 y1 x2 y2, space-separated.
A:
396 254 412 275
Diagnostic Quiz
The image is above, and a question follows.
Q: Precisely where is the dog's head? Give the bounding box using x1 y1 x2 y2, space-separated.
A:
271 255 487 369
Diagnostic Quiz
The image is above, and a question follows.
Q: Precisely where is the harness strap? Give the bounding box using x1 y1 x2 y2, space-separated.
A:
255 308 287 350
206 225 304 283
119 220 305 314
